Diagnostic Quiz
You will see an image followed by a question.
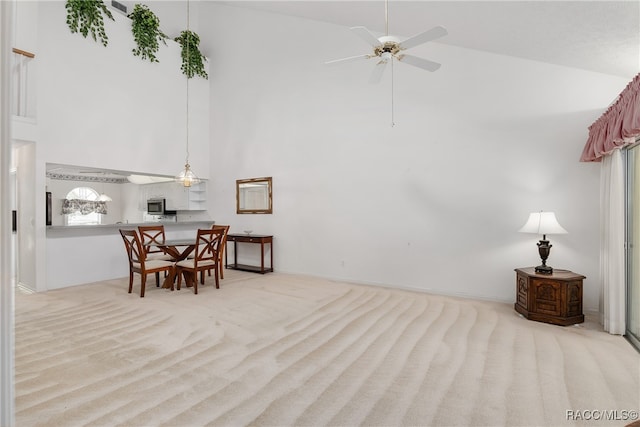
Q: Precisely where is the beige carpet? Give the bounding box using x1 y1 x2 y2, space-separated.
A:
14 270 639 427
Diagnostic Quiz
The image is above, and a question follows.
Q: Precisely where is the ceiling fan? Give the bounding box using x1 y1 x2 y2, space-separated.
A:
326 1 447 80
326 0 447 125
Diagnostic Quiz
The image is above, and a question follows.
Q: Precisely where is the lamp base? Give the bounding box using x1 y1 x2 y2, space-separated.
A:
534 265 553 274
535 238 553 274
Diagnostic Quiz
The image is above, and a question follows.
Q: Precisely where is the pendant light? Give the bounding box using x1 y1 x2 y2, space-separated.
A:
96 173 112 201
175 0 200 188
96 192 112 202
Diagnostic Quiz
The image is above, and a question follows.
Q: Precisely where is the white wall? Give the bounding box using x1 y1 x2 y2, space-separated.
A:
201 4 628 311
16 1 630 310
13 1 37 54
24 1 210 291
36 1 209 177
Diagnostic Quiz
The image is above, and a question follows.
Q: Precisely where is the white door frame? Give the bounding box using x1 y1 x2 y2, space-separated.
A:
1 0 16 425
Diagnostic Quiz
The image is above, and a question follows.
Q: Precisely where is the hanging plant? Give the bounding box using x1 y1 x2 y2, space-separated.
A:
174 30 208 79
128 4 168 63
65 0 114 47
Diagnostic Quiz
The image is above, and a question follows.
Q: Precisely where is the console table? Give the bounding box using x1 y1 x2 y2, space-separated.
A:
225 234 273 274
514 267 585 326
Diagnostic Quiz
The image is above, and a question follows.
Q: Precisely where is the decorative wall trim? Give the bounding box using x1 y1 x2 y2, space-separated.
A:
46 172 128 184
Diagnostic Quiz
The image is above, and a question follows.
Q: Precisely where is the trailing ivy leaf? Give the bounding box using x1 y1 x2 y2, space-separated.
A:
65 0 114 47
175 30 208 79
128 4 167 63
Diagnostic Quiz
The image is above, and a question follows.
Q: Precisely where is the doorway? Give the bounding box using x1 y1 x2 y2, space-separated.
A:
626 142 640 351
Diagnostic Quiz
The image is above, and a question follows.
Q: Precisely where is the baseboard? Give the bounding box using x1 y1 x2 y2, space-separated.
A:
16 282 36 294
274 269 514 305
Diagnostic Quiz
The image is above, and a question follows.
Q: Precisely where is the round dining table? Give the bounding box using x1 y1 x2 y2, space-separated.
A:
148 239 197 289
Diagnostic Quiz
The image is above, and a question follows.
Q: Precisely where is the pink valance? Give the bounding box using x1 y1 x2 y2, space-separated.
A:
580 73 640 162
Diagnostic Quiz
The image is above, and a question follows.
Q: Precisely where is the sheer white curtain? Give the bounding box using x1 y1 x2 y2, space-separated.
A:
599 148 625 334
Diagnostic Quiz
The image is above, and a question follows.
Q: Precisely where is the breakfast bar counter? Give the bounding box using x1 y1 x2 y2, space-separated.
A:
44 221 214 291
46 221 214 237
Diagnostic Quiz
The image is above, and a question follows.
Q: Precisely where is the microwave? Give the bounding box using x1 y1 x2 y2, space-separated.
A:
147 199 166 215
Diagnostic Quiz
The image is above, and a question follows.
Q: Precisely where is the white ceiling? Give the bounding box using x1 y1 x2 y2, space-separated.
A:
217 1 639 79
117 1 639 78
55 1 638 179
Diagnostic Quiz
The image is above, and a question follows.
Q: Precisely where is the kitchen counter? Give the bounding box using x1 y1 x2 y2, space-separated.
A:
44 220 217 289
46 221 215 237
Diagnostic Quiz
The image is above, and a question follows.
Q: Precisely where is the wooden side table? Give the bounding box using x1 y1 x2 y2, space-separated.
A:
225 234 273 274
514 267 585 326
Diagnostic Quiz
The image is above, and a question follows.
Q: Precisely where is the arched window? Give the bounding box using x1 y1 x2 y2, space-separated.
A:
64 187 105 225
66 187 98 201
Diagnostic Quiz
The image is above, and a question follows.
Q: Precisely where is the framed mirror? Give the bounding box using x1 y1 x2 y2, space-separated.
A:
236 177 272 214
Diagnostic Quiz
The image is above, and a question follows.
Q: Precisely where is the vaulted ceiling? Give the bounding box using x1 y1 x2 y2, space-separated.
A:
118 1 638 79
221 1 639 79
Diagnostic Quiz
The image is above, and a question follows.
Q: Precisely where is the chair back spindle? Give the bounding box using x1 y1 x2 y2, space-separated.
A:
175 228 225 294
138 225 175 261
211 224 230 279
119 228 174 297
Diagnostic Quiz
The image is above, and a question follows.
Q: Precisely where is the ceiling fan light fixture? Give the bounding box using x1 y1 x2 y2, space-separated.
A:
325 0 447 126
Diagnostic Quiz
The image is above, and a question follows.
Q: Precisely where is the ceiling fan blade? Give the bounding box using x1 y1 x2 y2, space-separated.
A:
399 26 448 50
397 54 441 72
325 54 372 65
369 60 388 84
350 26 382 47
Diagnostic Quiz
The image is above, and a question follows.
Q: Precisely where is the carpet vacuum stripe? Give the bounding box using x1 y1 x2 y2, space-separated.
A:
209 294 422 426
14 271 639 427
159 290 408 425
74 278 390 425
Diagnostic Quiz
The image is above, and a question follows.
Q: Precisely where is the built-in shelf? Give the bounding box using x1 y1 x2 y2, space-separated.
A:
186 182 207 210
140 181 207 211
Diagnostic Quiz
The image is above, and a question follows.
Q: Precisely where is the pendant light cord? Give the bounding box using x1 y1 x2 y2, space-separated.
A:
184 0 191 166
391 58 395 127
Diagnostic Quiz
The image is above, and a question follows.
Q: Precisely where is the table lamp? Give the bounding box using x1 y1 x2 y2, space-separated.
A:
518 211 567 274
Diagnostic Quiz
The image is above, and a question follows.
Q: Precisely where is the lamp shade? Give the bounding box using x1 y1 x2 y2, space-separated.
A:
518 211 568 235
175 163 200 188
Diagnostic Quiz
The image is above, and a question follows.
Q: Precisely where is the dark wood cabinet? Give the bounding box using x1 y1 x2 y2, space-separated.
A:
514 267 585 326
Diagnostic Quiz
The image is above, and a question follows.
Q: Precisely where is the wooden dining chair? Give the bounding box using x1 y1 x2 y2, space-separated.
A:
201 224 230 282
138 224 176 285
119 229 175 297
192 224 229 282
175 228 225 294
138 225 175 261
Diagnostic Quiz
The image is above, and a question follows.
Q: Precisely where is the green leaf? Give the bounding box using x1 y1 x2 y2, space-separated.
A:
175 30 208 79
65 0 114 46
128 4 168 63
